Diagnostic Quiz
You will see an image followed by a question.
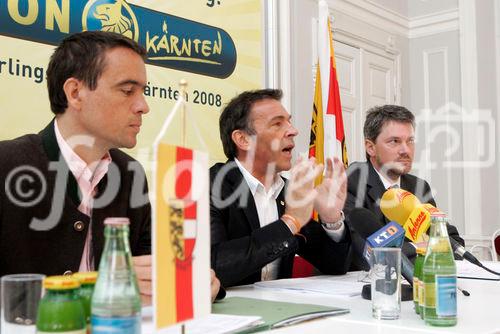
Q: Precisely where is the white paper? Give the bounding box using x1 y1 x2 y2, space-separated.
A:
456 260 500 280
254 273 366 297
142 313 262 334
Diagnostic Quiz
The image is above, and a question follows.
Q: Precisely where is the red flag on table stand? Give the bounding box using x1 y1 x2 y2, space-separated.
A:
153 80 211 330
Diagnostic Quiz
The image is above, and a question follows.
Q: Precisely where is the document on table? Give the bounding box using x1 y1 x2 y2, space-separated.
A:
141 308 262 334
254 272 366 297
212 297 349 331
142 314 262 334
457 260 500 280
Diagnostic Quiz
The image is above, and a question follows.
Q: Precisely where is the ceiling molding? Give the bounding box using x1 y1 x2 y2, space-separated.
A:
409 9 459 39
329 0 408 37
329 0 459 39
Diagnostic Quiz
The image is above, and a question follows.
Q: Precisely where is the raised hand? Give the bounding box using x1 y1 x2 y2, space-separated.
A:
284 157 323 226
314 157 347 223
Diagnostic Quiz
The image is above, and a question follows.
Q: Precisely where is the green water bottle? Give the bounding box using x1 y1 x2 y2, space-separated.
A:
413 247 425 315
36 276 86 333
417 247 426 319
422 214 457 326
73 271 97 333
91 217 141 334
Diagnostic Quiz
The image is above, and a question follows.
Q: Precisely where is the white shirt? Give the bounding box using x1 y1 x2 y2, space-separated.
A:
235 159 284 281
234 159 345 280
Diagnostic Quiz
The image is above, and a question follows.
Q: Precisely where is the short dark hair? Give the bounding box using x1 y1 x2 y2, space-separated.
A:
364 105 415 160
46 31 147 114
364 105 415 142
219 89 283 159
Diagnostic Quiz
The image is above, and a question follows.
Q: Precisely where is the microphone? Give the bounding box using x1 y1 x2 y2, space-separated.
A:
380 189 442 242
348 208 415 301
363 221 405 262
449 237 480 266
379 188 421 224
380 188 500 277
449 237 500 276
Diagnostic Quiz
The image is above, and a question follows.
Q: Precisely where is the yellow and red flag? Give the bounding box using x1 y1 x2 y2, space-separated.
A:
309 0 348 176
154 144 210 329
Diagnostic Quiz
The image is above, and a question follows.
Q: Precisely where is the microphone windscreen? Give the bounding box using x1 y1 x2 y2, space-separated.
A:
380 188 421 225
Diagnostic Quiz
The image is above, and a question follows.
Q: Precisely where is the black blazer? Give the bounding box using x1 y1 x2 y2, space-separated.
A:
0 121 151 276
344 161 464 270
210 161 351 287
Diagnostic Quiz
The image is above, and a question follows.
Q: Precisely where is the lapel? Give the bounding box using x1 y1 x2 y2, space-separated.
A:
365 161 389 225
223 161 261 231
400 174 414 193
276 178 286 216
39 120 81 207
366 162 386 207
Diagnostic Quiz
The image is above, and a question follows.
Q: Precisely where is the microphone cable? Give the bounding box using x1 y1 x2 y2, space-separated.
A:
450 238 500 276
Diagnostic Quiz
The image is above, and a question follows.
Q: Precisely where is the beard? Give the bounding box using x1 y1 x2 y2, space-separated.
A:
377 158 412 179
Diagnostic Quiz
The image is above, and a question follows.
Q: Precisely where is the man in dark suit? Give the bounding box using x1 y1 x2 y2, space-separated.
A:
210 89 351 287
343 105 464 270
0 31 156 301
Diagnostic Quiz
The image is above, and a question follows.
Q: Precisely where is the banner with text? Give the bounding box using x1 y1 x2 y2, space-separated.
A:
0 0 263 164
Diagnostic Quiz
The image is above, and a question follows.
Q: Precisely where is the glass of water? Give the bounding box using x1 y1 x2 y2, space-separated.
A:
370 248 401 320
1 274 45 334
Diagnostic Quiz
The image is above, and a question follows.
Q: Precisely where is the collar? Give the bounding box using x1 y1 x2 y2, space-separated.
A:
54 119 112 184
234 158 285 199
373 165 400 190
40 119 79 205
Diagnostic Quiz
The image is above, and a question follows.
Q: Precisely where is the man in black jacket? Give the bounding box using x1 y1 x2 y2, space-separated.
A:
0 31 154 303
0 31 223 304
210 89 351 287
344 105 464 270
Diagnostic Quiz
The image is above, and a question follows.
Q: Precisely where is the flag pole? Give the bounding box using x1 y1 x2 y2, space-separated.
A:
179 79 188 148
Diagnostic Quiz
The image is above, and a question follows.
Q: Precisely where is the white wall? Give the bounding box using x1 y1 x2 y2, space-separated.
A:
408 30 465 234
475 0 500 236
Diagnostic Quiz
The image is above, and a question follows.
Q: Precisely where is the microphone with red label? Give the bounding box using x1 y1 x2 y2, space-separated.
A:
380 188 500 277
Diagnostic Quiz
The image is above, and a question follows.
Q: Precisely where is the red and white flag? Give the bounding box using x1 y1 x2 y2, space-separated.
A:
309 0 348 173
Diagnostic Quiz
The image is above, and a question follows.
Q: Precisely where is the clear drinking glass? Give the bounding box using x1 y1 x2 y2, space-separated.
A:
1 274 45 334
371 248 401 320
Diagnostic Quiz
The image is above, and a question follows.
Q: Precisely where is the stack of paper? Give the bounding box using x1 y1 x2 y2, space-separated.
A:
254 273 365 297
142 313 262 334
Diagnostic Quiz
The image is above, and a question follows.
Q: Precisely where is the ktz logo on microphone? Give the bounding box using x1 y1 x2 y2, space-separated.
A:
373 226 400 245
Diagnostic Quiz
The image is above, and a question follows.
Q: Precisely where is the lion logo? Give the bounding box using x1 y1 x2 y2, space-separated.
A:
168 199 197 262
82 0 139 42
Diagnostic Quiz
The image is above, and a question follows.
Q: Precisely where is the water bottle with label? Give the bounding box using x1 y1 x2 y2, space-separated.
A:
422 214 457 326
91 217 141 334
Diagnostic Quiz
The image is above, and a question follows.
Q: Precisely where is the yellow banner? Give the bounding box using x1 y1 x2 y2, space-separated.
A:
0 0 263 165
